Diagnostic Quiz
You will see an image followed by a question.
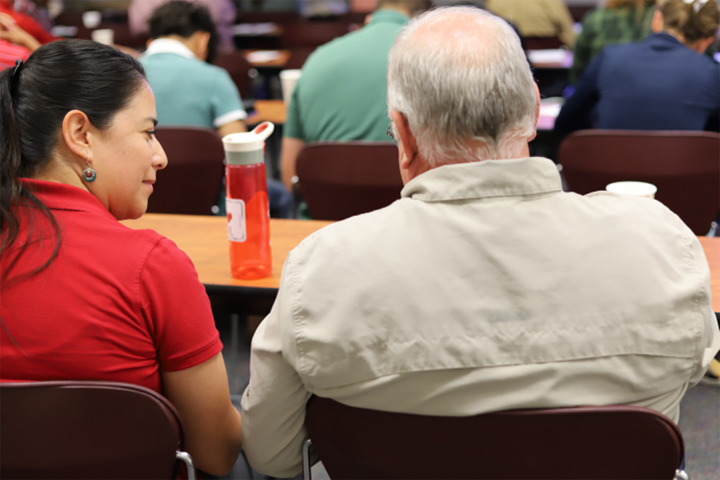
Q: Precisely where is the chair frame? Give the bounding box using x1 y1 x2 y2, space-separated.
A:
0 380 197 480
558 129 720 235
302 397 690 480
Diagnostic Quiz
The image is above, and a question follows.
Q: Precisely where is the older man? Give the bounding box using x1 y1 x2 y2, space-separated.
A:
241 7 719 477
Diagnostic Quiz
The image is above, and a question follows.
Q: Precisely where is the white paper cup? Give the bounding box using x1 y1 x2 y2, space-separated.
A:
606 181 657 199
82 11 102 29
91 29 114 46
279 69 302 104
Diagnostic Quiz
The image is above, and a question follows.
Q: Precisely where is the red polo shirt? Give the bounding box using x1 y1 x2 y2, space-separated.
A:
0 179 223 393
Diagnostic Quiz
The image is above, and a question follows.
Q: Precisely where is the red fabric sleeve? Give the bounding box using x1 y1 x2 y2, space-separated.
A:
139 238 223 372
0 3 57 44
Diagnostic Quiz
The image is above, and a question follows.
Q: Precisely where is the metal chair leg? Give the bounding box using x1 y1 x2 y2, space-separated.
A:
302 439 313 480
176 451 196 480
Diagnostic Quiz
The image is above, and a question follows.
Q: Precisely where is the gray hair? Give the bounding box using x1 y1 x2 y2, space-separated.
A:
387 7 537 166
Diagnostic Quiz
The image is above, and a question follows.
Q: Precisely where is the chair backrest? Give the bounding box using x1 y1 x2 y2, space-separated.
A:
558 130 720 235
281 21 353 48
0 380 191 479
148 126 225 215
305 396 685 480
213 52 253 98
296 142 402 220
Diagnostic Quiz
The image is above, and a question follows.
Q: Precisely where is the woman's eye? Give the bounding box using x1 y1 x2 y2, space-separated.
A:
147 130 157 139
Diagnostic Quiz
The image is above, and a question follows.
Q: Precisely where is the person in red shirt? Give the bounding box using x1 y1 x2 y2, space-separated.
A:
0 12 39 69
0 40 243 477
0 0 54 44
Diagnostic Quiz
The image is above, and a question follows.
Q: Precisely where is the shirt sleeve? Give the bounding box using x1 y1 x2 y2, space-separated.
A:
554 49 603 134
241 253 311 478
283 78 305 140
549 0 577 49
139 238 223 372
211 68 247 128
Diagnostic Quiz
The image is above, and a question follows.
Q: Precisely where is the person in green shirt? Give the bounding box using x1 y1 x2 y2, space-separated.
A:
281 0 430 191
570 0 656 84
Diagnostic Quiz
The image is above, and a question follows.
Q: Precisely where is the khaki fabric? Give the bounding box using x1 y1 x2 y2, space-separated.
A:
241 157 718 477
487 0 577 48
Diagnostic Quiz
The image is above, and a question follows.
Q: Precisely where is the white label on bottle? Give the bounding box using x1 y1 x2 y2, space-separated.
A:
226 198 246 242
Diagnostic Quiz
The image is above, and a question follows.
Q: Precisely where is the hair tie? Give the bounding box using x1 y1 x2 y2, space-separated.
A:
12 59 23 84
684 0 710 14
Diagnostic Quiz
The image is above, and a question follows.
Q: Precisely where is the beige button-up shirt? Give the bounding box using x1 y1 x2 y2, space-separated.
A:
242 157 718 477
487 0 577 49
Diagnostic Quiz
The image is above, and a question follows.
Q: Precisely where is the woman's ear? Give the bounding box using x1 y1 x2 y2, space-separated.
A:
61 109 92 160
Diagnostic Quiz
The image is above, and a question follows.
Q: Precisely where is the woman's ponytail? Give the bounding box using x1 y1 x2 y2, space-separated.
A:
0 63 26 262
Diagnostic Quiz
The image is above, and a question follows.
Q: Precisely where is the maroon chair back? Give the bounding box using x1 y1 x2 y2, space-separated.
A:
285 47 317 70
0 381 186 479
281 21 353 48
521 36 564 50
296 142 402 220
305 396 685 480
558 130 720 235
213 52 253 98
148 127 225 215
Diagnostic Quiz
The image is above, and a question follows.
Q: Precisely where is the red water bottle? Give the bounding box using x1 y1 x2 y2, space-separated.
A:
223 122 274 280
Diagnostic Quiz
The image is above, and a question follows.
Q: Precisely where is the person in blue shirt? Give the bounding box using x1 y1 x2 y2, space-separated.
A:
555 0 720 134
142 0 291 218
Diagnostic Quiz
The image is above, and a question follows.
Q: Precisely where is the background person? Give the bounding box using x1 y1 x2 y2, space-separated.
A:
241 6 719 477
555 0 720 133
129 0 236 54
570 0 656 84
142 0 246 137
486 0 576 48
280 0 430 192
142 0 292 218
0 39 243 476
0 12 39 69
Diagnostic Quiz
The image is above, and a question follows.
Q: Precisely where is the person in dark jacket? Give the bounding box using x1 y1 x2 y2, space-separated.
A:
555 0 720 134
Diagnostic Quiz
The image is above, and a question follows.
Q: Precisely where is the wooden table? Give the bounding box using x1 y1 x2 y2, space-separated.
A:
122 214 331 313
122 214 720 313
246 100 287 125
699 236 720 312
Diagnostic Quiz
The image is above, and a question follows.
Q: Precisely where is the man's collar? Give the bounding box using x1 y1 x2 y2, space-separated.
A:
401 157 562 202
143 38 198 60
369 8 410 27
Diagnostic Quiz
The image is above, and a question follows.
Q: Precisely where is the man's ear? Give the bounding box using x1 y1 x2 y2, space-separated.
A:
530 82 540 142
61 109 92 160
390 110 418 171
193 31 211 61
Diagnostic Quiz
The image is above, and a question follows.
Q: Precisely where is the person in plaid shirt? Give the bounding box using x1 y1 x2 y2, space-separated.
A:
570 0 656 84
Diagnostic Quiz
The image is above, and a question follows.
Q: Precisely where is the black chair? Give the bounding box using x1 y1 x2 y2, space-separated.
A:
558 130 720 235
148 126 225 215
0 380 195 479
303 395 688 480
295 141 402 220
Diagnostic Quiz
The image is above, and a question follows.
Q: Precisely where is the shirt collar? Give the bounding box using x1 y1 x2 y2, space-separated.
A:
21 178 116 220
401 157 562 202
368 8 410 27
647 32 684 49
142 38 199 60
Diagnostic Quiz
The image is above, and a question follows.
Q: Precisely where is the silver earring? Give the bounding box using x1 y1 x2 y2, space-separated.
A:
82 155 97 182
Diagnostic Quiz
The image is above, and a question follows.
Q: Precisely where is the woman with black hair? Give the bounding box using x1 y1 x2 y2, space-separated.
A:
0 40 243 476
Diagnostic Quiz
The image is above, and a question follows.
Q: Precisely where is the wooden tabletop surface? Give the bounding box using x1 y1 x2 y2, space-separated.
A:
121 214 331 290
246 100 287 125
122 214 720 312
